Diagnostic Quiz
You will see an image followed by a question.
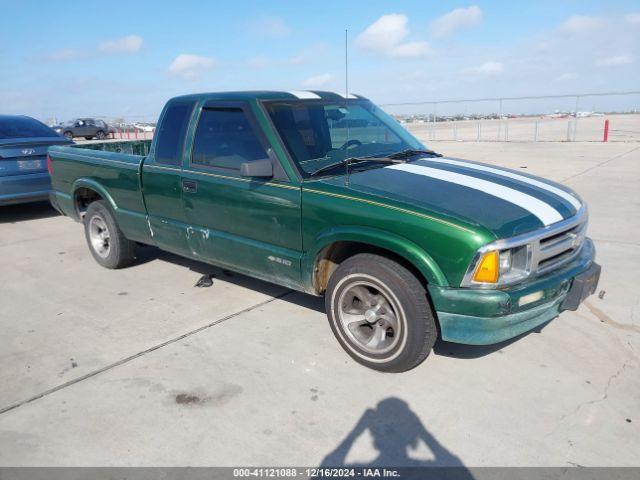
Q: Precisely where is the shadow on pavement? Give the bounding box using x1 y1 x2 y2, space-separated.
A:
135 245 286 295
135 246 326 313
134 245 540 358
0 201 59 223
320 397 473 476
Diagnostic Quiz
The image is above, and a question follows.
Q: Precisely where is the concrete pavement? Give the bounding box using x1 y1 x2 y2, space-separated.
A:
0 142 638 466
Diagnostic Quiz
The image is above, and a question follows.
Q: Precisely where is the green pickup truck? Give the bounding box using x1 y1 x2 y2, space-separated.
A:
48 91 600 372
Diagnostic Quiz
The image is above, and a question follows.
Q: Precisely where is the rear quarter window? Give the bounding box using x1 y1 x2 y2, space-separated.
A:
154 102 195 165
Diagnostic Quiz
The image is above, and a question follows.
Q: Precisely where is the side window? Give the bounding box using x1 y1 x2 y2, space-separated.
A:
191 108 267 171
155 102 195 165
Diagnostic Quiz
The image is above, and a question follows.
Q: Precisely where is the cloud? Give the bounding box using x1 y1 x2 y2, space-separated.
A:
251 16 290 37
168 54 216 80
44 48 81 62
558 15 604 34
556 72 578 81
625 13 640 24
98 35 143 54
595 54 634 67
462 61 503 75
41 34 143 62
302 73 333 88
356 14 431 58
390 42 431 58
430 6 483 38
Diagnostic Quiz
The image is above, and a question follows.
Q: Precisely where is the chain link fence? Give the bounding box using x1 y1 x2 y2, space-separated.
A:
382 91 640 142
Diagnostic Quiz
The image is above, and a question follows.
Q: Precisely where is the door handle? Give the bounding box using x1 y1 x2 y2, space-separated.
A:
182 179 197 193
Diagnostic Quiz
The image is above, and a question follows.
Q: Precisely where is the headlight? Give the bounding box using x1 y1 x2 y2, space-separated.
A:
463 244 533 288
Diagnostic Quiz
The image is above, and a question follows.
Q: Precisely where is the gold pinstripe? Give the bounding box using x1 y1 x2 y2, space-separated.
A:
144 164 181 173
145 163 299 190
56 152 139 167
120 164 473 233
303 188 475 234
148 165 475 234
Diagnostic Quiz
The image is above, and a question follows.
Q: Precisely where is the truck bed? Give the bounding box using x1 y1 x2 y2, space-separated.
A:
48 140 153 245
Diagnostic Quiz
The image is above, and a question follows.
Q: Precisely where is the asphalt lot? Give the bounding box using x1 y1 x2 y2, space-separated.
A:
0 141 638 467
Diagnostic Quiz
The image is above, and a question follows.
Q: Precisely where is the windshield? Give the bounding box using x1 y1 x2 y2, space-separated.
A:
0 116 60 139
265 100 425 177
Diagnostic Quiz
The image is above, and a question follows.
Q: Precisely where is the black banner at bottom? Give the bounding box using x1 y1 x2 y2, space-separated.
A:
0 467 638 480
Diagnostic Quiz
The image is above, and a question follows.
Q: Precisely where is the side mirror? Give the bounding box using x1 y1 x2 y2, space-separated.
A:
240 158 273 178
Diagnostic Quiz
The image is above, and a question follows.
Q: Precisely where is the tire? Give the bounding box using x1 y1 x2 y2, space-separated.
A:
325 253 437 372
83 200 136 269
63 131 73 140
96 130 105 140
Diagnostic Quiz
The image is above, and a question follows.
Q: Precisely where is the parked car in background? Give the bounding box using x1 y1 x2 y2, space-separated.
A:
0 115 71 205
53 118 110 140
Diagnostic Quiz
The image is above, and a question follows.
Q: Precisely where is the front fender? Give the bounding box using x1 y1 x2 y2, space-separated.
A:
302 225 449 291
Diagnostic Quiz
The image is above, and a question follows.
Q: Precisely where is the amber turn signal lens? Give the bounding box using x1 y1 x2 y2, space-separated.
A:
473 251 499 283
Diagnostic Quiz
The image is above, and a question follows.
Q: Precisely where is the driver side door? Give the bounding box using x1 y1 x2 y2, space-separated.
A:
181 101 303 288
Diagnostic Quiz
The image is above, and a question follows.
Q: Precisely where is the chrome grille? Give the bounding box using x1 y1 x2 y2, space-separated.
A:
461 207 589 288
533 218 588 275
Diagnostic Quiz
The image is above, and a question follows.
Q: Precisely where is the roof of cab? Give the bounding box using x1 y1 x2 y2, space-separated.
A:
169 90 368 103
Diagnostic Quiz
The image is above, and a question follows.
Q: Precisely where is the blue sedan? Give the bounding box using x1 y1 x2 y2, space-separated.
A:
0 115 72 205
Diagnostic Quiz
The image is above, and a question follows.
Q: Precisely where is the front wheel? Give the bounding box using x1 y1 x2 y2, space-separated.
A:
83 200 136 269
325 254 437 372
63 131 73 140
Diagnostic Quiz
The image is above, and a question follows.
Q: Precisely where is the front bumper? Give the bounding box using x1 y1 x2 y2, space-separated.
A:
429 238 599 345
0 172 51 206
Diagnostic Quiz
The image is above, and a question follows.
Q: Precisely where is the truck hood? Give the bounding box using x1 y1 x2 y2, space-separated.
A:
313 157 583 239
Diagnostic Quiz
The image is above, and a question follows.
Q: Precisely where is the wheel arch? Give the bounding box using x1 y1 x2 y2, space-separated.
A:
71 179 118 219
304 226 448 295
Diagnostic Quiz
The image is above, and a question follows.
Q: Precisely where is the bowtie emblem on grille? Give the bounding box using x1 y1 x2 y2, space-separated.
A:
568 232 584 249
21 148 36 155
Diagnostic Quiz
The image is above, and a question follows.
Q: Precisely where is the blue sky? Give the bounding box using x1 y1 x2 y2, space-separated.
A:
1 0 639 121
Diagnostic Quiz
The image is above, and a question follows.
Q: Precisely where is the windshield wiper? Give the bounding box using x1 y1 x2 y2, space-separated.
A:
387 148 442 160
309 156 406 178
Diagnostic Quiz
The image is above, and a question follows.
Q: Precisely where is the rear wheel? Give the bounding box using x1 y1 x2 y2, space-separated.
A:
83 200 136 269
96 130 105 140
325 253 437 372
63 131 73 139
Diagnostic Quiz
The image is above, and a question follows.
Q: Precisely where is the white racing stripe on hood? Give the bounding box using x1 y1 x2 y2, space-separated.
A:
426 157 582 211
387 163 564 226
